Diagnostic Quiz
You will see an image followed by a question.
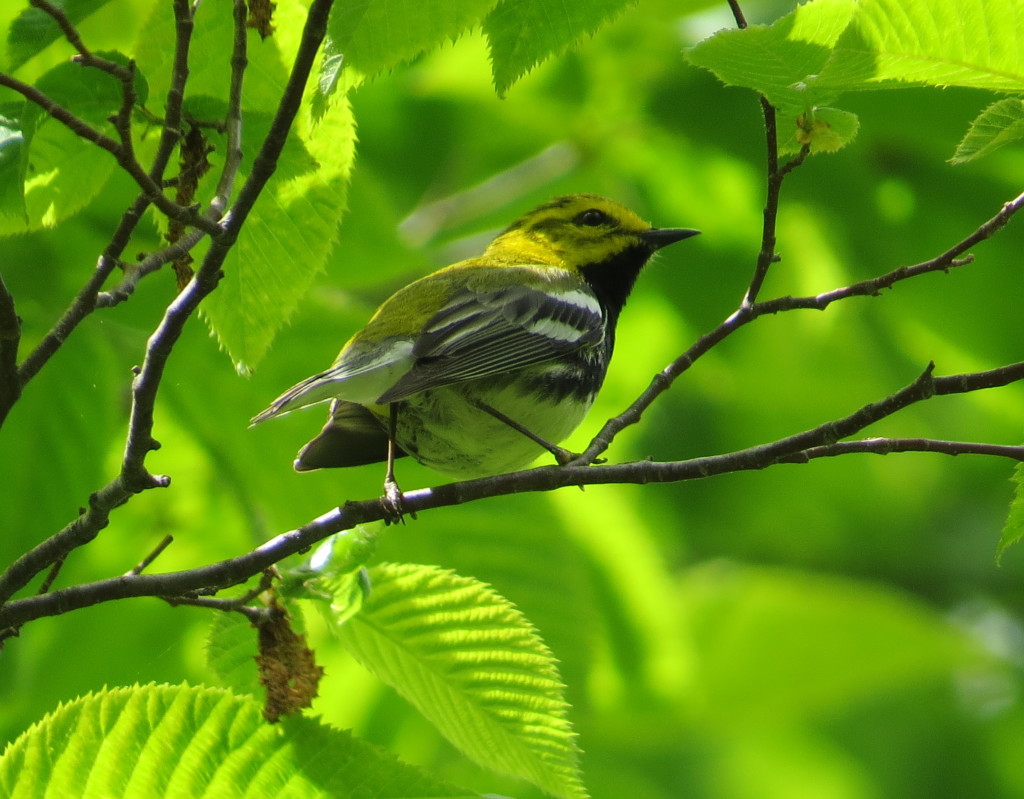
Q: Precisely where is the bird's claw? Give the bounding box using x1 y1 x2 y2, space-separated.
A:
381 479 414 525
553 447 606 467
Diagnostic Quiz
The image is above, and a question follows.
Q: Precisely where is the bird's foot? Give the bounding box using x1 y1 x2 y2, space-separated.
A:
380 479 415 525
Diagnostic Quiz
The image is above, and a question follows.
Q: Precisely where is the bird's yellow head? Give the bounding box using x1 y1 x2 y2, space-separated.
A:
487 193 699 318
488 194 662 268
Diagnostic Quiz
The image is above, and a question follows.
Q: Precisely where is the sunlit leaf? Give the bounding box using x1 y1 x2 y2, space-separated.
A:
0 59 121 233
688 0 1024 109
815 0 1024 94
685 0 856 111
951 98 1024 164
0 684 478 798
484 0 634 97
997 462 1024 564
336 563 587 799
327 0 500 80
778 106 860 155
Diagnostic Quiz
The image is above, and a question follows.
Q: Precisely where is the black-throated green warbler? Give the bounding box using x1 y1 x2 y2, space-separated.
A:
252 194 698 484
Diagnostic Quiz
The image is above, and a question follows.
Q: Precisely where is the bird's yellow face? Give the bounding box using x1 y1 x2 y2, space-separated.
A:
486 194 656 270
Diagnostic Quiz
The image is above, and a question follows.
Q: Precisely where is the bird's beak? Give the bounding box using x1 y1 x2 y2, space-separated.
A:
641 227 701 250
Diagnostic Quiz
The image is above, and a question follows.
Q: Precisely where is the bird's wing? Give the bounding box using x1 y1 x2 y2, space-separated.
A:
377 281 604 403
250 340 415 424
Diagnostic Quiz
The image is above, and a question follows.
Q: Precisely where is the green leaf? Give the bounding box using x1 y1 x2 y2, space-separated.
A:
815 0 1024 94
337 563 587 799
199 95 356 372
951 98 1024 164
133 0 358 371
311 41 345 125
0 683 479 798
206 612 263 697
685 0 856 112
6 0 114 71
997 462 1024 564
778 106 860 155
0 59 121 233
687 0 1024 110
484 0 635 97
327 0 499 80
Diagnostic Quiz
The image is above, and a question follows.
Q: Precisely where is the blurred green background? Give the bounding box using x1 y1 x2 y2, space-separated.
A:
2 1 1024 797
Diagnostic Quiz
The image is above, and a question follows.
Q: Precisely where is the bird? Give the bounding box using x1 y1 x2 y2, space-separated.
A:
251 193 698 512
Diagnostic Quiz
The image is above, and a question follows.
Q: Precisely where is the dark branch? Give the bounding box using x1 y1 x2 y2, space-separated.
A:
0 73 218 235
575 188 1024 465
15 2 197 389
29 0 134 82
779 438 1024 463
3 359 1022 631
0 274 20 425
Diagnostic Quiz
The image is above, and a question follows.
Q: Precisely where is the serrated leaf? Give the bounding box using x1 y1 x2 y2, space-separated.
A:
0 683 478 798
327 0 499 80
207 611 263 697
688 0 1024 110
200 95 356 372
951 98 1024 164
997 462 1024 564
484 0 634 97
337 563 587 799
813 0 1024 94
685 0 856 112
778 106 859 155
152 0 359 372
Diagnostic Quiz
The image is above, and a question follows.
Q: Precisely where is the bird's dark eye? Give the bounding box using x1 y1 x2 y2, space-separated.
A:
574 209 611 227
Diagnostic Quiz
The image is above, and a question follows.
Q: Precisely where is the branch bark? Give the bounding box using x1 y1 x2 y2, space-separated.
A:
0 0 336 610
3 359 1022 633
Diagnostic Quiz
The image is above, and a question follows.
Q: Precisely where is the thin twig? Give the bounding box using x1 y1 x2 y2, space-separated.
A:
14 3 196 390
726 0 749 29
164 596 269 625
29 0 134 82
165 568 276 624
214 0 248 208
96 228 210 307
149 0 195 184
37 554 67 595
127 535 174 576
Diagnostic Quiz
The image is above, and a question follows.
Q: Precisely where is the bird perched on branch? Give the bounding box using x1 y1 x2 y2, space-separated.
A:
252 193 698 513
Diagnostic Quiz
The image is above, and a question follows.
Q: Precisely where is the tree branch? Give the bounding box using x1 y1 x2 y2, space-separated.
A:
0 273 20 425
575 187 1024 465
29 0 135 82
12 1 197 391
0 0 335 615
780 438 1024 464
0 72 218 235
3 359 1022 633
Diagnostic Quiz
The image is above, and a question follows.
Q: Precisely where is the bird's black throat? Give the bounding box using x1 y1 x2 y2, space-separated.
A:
579 243 656 336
